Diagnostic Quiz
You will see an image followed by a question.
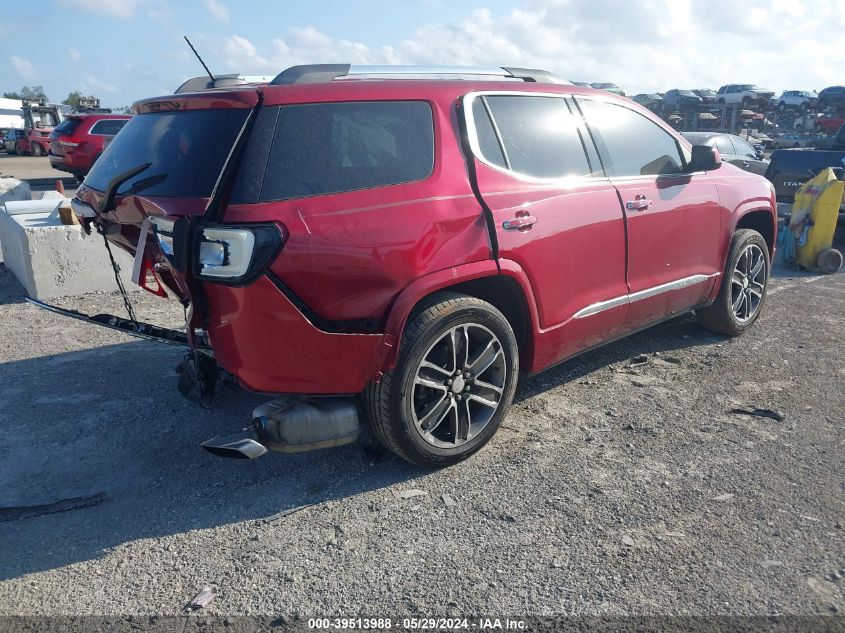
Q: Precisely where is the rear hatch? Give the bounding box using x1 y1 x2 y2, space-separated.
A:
765 148 845 204
75 88 260 301
49 116 84 158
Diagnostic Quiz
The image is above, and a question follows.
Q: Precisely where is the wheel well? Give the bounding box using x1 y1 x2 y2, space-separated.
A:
411 275 530 349
736 210 775 256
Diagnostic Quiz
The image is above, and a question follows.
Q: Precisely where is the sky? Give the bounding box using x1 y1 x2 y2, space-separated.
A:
1 0 843 108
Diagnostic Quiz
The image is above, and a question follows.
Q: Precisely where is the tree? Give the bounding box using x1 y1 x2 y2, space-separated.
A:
3 91 21 100
62 91 84 109
20 85 49 101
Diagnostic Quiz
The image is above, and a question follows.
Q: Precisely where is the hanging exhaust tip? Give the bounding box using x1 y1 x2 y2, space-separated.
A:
201 430 268 459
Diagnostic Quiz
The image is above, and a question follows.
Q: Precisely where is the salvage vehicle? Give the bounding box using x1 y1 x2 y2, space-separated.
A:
681 132 769 175
590 82 625 96
776 90 817 111
662 89 703 112
19 100 64 156
693 89 717 106
716 84 774 108
817 86 845 111
49 113 131 180
56 64 777 468
632 93 663 114
2 128 26 154
765 123 845 218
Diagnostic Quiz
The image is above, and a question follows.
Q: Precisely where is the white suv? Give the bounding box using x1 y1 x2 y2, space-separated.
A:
776 90 817 111
716 84 774 108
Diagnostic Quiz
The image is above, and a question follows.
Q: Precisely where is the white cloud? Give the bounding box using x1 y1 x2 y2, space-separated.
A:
218 0 842 95
10 56 37 81
56 0 145 19
205 0 229 23
69 48 81 62
83 76 117 94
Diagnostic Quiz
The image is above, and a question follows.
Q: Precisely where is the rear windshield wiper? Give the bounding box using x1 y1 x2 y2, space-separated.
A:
122 173 168 196
98 162 151 214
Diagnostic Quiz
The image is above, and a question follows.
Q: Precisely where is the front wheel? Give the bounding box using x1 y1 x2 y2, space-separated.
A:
365 293 519 468
697 229 770 336
31 143 42 157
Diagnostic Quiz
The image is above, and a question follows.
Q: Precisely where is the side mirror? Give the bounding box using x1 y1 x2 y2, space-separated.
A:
755 148 765 160
689 144 722 171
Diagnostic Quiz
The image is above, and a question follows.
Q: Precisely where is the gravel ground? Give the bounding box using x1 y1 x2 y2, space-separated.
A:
0 235 843 623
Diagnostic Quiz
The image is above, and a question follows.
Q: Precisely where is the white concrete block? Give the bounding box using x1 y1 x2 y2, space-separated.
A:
4 199 63 216
0 210 138 300
0 177 31 205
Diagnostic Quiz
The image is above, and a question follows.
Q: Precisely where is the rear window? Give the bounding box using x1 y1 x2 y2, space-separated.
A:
84 109 249 197
89 119 129 136
53 118 83 135
255 101 434 202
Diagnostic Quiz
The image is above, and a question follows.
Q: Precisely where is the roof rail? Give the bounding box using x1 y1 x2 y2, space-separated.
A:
269 64 568 86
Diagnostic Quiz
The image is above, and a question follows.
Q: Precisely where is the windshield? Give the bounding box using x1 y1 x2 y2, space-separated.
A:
679 90 697 97
84 108 249 197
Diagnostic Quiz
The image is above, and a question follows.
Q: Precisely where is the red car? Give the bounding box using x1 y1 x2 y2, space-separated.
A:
65 65 776 467
49 114 131 180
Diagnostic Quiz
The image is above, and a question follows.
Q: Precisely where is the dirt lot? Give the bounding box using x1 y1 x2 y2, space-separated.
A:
0 231 843 623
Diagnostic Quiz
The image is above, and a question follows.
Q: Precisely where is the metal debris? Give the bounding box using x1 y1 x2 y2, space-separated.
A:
729 407 786 422
185 587 216 612
629 354 650 367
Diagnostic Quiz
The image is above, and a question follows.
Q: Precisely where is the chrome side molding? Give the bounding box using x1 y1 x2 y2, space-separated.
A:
573 274 717 319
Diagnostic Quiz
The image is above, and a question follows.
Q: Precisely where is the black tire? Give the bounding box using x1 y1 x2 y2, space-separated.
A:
817 248 843 274
31 143 42 157
364 292 519 468
697 229 770 336
15 142 24 155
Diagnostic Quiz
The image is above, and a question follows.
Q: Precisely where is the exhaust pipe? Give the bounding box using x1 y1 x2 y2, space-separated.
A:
201 397 360 459
201 430 268 459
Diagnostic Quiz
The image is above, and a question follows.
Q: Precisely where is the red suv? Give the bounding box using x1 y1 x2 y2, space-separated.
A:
66 65 776 467
49 114 131 180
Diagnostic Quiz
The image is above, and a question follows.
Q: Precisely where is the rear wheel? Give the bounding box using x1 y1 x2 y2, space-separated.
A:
365 293 519 468
697 229 770 336
31 143 42 157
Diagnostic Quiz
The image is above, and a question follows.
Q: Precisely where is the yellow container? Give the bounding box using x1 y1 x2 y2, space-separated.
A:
790 168 844 269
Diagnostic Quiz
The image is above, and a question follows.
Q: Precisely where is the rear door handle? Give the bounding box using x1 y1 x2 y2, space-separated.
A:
503 211 538 231
626 195 653 211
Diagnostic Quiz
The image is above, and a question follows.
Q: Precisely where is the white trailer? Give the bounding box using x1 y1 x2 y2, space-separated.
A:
0 97 24 129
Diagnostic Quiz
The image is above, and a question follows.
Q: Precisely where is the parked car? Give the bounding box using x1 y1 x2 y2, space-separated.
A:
693 89 717 106
817 86 845 111
590 82 625 96
662 89 703 112
632 93 663 114
817 112 845 134
776 90 817 111
570 81 591 87
681 132 769 175
3 128 27 154
49 114 131 180
716 84 774 108
66 64 776 468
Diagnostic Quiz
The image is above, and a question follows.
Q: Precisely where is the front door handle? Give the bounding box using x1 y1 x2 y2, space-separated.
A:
626 195 653 211
503 211 538 231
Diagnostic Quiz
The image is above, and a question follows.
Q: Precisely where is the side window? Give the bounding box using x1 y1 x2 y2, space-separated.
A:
577 99 685 177
89 119 128 136
714 136 734 156
260 101 434 202
478 95 595 178
732 137 757 158
470 98 506 169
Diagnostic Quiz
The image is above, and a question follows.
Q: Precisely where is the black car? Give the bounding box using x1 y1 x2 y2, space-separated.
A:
662 89 703 112
681 132 769 176
693 89 717 105
817 86 845 111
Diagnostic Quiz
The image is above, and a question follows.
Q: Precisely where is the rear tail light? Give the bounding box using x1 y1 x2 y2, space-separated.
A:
150 217 284 285
195 225 284 284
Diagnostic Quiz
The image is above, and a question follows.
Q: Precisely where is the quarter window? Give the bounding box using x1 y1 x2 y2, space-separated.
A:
89 119 129 136
714 136 734 156
472 95 595 179
577 99 685 177
259 101 434 202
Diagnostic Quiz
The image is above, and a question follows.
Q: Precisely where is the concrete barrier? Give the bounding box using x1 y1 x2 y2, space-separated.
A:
0 209 137 300
0 177 31 206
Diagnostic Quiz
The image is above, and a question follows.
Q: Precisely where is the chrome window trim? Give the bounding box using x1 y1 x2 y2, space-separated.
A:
461 91 605 185
88 119 129 137
573 273 718 319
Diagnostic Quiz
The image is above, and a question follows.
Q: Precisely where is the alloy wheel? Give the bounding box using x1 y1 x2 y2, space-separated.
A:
411 324 507 449
731 244 766 322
